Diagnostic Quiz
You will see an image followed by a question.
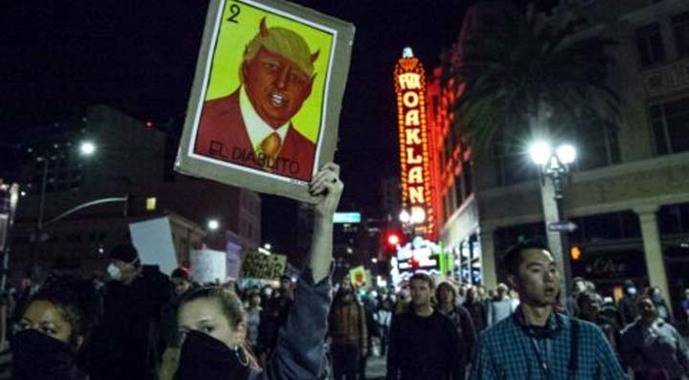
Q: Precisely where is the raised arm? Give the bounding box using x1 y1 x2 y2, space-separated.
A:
308 162 343 283
265 163 343 379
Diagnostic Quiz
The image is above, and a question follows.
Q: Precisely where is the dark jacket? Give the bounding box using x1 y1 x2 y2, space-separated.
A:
387 310 463 380
258 292 293 355
83 265 171 380
441 305 478 369
463 299 487 332
620 318 689 379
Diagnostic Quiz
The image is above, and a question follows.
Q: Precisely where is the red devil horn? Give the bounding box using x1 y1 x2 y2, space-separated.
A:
310 50 320 64
259 17 269 37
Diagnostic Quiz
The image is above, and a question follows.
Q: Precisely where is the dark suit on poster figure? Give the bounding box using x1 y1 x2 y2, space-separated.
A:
194 17 320 182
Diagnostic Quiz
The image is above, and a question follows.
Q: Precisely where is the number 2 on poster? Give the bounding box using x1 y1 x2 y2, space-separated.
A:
226 3 241 24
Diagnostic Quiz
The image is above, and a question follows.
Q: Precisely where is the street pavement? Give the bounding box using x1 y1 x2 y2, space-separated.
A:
365 354 386 380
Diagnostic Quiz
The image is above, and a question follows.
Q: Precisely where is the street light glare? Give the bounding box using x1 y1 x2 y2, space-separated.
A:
207 219 220 231
399 210 411 224
528 140 551 165
79 141 96 156
410 206 426 224
556 144 577 165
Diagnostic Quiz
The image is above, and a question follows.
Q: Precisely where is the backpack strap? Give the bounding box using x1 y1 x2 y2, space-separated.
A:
568 318 580 380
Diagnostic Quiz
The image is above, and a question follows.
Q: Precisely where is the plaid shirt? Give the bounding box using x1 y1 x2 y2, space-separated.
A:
470 311 627 379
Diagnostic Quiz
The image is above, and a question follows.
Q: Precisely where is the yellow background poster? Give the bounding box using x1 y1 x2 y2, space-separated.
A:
205 1 334 143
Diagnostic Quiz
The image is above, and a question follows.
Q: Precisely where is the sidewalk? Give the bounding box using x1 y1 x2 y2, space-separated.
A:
365 354 386 380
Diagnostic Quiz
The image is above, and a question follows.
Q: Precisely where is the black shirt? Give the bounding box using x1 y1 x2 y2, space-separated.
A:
387 309 463 380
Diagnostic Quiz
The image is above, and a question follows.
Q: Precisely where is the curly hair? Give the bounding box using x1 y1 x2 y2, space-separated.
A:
23 275 99 348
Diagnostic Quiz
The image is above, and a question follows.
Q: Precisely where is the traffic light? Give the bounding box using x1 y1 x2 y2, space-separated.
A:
382 229 405 256
570 245 582 261
387 232 400 247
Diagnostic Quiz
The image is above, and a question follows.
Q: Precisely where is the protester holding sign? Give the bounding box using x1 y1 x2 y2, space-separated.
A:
173 163 342 380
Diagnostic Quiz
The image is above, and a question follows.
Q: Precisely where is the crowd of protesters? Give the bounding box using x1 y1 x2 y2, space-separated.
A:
0 163 688 379
0 163 344 380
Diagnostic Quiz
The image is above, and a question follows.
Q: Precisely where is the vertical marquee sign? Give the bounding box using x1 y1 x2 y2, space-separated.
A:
394 47 433 235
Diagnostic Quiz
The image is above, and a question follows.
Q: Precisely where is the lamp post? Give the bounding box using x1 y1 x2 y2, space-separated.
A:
31 141 97 272
528 140 577 302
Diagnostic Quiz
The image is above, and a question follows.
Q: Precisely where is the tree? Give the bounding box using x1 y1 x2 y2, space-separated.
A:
451 3 620 296
453 4 620 153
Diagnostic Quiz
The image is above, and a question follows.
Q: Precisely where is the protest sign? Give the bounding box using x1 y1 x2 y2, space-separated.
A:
129 217 177 275
240 252 287 280
175 0 354 202
190 248 228 284
349 265 368 288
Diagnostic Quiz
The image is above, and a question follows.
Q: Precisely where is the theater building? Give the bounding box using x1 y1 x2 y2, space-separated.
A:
427 0 689 312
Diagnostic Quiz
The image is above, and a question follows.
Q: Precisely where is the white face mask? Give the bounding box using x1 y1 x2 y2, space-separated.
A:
107 263 122 281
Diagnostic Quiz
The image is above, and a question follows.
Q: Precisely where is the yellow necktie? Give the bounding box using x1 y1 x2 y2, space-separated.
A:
259 132 282 169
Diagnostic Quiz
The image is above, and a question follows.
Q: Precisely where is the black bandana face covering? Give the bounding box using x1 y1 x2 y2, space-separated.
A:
11 329 85 380
176 330 251 380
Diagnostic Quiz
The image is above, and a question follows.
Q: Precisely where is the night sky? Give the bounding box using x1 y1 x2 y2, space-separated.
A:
1 0 471 251
8 2 685 370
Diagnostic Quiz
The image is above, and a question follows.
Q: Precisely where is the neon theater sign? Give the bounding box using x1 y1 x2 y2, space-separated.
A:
394 47 433 236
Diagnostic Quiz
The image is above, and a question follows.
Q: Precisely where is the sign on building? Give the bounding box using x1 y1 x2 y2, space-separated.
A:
394 47 434 235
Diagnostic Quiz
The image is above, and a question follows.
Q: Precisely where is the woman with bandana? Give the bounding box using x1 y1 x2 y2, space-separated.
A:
174 163 343 380
12 275 98 380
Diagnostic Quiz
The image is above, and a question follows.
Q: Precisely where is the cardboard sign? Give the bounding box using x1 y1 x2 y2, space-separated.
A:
349 265 369 288
241 253 287 280
129 217 178 275
190 248 228 284
175 0 355 202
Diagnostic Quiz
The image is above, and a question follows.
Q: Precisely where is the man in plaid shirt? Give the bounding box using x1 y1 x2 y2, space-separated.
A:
470 241 626 379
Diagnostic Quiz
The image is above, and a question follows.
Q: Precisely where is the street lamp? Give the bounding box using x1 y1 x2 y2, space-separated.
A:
529 140 577 301
79 141 96 156
207 219 220 231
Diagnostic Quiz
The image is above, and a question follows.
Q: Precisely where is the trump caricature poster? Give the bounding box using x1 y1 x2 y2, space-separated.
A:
176 0 354 202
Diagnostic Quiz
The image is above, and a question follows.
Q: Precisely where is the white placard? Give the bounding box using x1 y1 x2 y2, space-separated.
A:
190 248 227 284
129 217 178 275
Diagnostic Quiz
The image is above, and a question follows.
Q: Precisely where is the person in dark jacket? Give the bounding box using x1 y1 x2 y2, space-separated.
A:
387 273 463 380
620 295 689 379
83 243 171 380
160 267 194 350
328 280 367 380
436 281 477 372
618 280 639 326
12 275 98 380
463 286 487 333
174 162 342 380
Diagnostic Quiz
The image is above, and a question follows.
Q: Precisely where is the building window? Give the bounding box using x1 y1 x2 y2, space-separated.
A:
146 197 157 211
636 23 665 67
672 12 689 57
650 96 689 155
576 118 620 170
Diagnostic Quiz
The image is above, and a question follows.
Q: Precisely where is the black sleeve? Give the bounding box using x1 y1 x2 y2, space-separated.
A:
386 315 401 380
446 318 464 380
458 306 478 364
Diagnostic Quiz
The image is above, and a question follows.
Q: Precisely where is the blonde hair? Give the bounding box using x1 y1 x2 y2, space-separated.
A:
240 18 318 82
180 287 258 368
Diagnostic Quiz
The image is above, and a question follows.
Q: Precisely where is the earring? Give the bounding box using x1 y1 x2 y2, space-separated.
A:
234 345 249 366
